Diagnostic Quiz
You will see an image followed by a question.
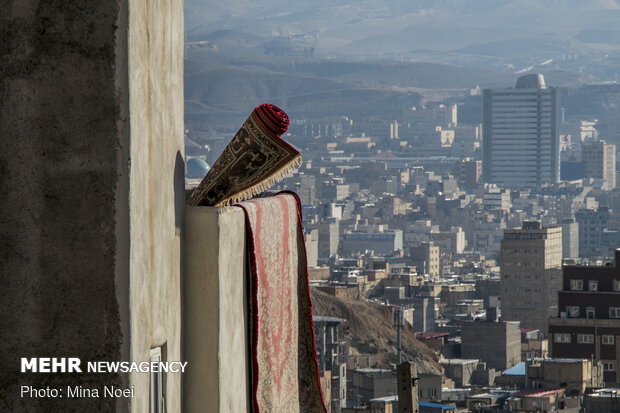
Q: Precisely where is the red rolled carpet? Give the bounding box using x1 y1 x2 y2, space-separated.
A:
235 192 327 413
188 104 300 207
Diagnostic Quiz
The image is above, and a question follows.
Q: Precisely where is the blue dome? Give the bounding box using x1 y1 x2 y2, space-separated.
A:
186 157 210 179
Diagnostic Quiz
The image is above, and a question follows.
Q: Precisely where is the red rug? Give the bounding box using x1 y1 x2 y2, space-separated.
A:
236 192 327 413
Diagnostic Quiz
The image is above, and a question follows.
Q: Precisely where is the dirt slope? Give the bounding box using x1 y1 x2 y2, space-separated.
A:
311 287 442 375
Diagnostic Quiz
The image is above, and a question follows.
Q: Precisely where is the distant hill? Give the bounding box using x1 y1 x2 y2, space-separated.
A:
310 287 443 374
184 57 424 128
184 49 601 133
184 0 620 79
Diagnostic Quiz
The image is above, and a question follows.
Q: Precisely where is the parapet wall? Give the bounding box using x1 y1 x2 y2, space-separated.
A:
183 206 250 413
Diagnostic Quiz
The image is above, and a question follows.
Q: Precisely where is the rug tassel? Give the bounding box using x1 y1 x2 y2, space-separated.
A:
217 155 302 207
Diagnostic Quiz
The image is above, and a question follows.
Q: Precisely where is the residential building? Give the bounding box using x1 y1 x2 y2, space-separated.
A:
525 358 603 394
430 227 465 255
369 396 398 413
407 104 457 127
409 242 440 278
441 388 471 404
560 119 597 143
350 369 396 405
474 278 501 309
561 218 579 259
465 390 512 410
298 174 318 204
342 230 403 256
483 74 561 187
505 389 580 412
307 220 340 260
483 186 512 212
418 374 443 402
583 388 620 412
455 159 482 190
521 329 549 361
461 320 521 371
496 362 527 388
440 359 479 387
575 207 611 258
320 370 333 413
414 296 436 333
501 222 563 335
548 249 620 384
581 140 616 189
415 333 449 353
306 229 320 267
314 316 347 413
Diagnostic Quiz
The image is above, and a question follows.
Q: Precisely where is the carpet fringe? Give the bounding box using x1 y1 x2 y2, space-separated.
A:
215 155 302 206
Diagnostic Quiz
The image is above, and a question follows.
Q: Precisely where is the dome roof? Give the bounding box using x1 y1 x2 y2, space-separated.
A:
515 74 546 89
186 157 210 179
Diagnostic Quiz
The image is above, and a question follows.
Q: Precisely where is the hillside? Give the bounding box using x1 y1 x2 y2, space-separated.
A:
310 287 443 375
184 49 600 134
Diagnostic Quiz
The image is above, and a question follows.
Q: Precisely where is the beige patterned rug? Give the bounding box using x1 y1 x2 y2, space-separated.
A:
188 104 300 207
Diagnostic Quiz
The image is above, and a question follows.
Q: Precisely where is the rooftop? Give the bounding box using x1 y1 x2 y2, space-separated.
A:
440 358 479 365
588 388 620 397
369 395 398 403
312 315 345 323
354 368 392 374
419 401 457 410
416 332 449 339
513 388 563 398
515 74 546 89
532 357 587 364
502 362 526 376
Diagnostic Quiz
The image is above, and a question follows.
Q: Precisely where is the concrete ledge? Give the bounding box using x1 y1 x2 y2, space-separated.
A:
183 206 249 413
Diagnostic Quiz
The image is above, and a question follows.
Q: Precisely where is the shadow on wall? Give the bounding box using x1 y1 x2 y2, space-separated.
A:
174 151 185 235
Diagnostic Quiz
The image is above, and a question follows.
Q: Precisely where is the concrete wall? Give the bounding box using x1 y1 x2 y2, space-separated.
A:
127 0 184 411
183 207 250 413
0 1 128 411
462 321 521 371
0 1 184 411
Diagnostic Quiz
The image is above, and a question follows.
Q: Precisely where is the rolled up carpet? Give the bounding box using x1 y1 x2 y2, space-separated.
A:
188 104 301 207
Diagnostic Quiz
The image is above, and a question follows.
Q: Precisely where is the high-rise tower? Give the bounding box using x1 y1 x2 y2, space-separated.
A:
483 74 561 188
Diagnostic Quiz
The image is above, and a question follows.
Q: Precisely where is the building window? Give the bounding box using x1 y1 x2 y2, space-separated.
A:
577 334 594 344
604 361 616 372
567 306 580 318
570 279 583 291
614 280 620 291
586 307 596 319
589 280 598 291
610 308 620 319
428 388 437 398
554 333 571 343
602 335 615 345
150 347 164 413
